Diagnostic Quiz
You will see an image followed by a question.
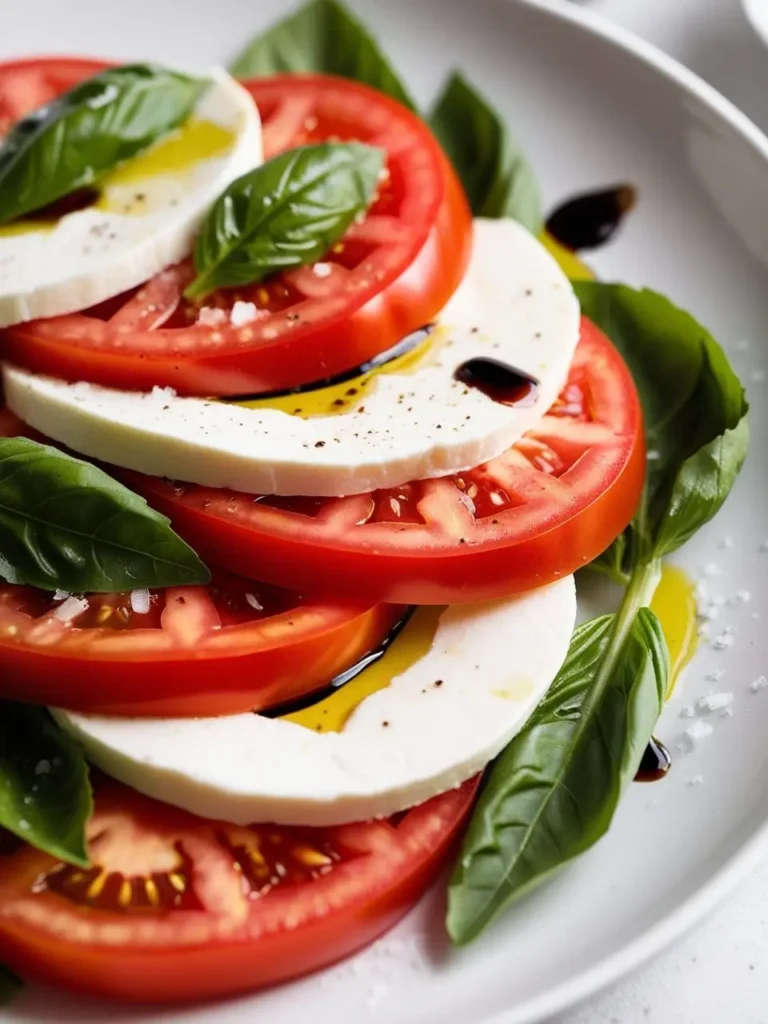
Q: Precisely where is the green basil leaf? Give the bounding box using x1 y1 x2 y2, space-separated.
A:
575 283 749 564
0 437 210 592
447 606 667 944
0 965 21 1005
0 702 92 867
229 0 416 111
186 142 384 300
0 64 206 225
430 72 542 232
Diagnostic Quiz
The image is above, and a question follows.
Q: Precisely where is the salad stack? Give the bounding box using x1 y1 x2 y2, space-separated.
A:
0 0 748 1007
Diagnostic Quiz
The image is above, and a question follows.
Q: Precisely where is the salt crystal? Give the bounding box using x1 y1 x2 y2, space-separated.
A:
706 669 726 683
750 675 768 694
149 385 177 404
313 262 332 279
686 719 714 744
719 536 734 549
245 593 263 612
679 704 696 718
702 562 721 577
736 589 752 604
688 775 704 786
697 691 733 713
712 630 735 650
197 306 227 327
52 590 69 602
52 596 89 622
130 589 150 615
18 819 29 831
230 301 259 327
34 759 51 776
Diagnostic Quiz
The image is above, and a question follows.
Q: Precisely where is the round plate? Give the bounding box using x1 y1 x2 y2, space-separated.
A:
3 1 768 1021
744 0 768 47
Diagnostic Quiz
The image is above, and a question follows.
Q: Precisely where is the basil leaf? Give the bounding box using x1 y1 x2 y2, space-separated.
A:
0 965 21 1005
447 605 667 944
230 0 416 111
0 64 205 225
575 283 749 565
430 72 542 232
186 142 384 300
0 437 210 592
0 702 92 867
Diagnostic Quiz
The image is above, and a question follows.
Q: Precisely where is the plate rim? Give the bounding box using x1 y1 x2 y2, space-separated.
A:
466 1 768 1021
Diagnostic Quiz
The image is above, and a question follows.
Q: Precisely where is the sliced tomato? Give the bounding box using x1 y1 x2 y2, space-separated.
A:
0 67 472 396
0 779 477 1004
123 318 645 604
0 56 108 133
0 557 401 716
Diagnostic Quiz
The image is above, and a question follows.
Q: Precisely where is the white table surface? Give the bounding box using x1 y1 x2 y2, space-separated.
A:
553 1 768 1021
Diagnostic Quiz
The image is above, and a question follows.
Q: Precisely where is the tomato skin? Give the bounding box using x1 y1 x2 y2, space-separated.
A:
0 781 477 1004
0 594 401 717
129 319 645 604
0 69 473 396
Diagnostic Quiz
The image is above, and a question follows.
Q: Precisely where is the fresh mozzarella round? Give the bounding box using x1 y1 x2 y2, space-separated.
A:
3 219 580 497
0 68 262 328
55 576 576 827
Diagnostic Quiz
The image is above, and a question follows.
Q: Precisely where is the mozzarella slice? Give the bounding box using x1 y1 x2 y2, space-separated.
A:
0 68 262 327
3 219 580 497
55 576 576 827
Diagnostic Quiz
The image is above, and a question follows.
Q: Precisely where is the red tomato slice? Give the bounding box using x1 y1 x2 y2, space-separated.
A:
0 67 472 396
123 317 645 604
0 56 108 132
0 779 477 1004
0 555 401 716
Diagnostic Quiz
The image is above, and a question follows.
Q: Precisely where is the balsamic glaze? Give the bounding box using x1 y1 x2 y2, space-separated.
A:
224 325 435 405
635 737 671 783
546 185 637 251
259 609 415 719
454 358 540 407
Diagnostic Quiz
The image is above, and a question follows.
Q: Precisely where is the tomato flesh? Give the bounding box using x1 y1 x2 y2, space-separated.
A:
0 780 477 1004
0 66 472 396
0 554 402 716
124 317 645 604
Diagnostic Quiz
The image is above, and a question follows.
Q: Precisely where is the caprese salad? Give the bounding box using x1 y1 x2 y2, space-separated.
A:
0 0 749 1008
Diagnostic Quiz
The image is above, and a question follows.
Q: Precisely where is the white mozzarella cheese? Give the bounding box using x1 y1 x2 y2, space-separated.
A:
0 69 262 327
55 576 576 827
3 218 580 497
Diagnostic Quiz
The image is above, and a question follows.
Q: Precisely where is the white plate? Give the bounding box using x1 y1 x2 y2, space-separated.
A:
744 0 768 48
2 1 768 1021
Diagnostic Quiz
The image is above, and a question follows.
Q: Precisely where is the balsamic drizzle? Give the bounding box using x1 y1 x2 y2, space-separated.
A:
635 737 671 783
259 609 415 719
223 325 435 405
453 357 540 407
546 184 637 251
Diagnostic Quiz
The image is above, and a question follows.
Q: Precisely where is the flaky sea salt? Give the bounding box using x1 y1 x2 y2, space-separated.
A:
750 675 768 694
197 306 227 327
679 704 696 719
697 692 733 713
130 589 150 615
686 719 714 744
245 593 264 612
712 628 736 651
230 301 259 327
52 596 89 622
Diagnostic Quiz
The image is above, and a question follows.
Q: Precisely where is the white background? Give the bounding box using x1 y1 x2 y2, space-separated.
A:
556 9 768 1024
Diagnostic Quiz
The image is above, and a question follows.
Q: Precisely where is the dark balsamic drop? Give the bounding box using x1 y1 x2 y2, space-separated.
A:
454 358 540 407
546 184 637 251
635 737 671 783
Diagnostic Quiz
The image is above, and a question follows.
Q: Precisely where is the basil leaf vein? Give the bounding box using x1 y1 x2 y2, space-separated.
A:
0 438 210 592
448 583 667 944
430 71 542 232
229 0 416 111
0 64 206 225
575 283 749 568
0 702 92 867
186 142 384 300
